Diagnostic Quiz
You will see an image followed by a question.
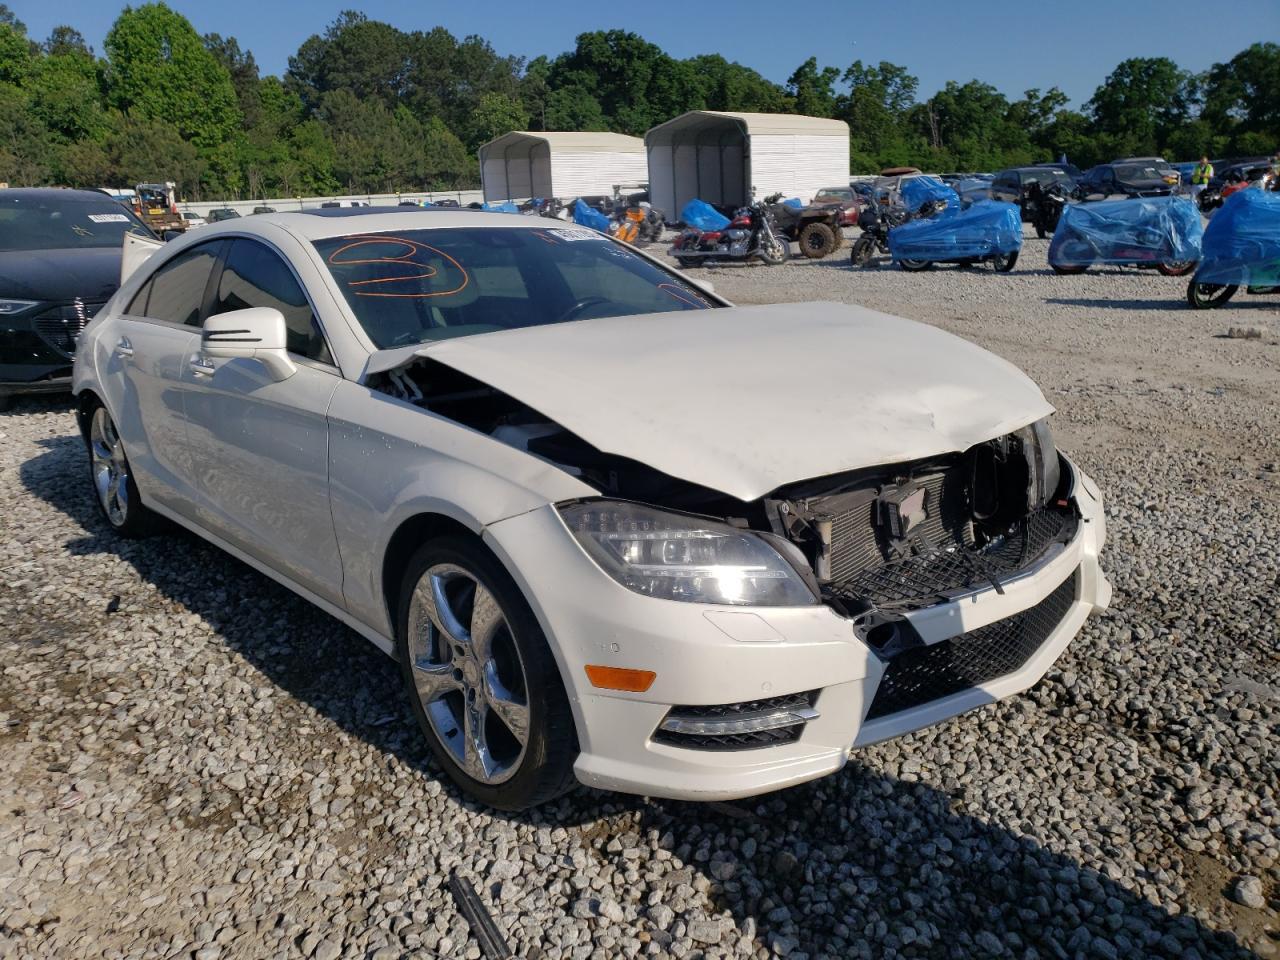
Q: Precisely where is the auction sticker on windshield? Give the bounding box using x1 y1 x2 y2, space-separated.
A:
551 228 607 241
88 213 130 223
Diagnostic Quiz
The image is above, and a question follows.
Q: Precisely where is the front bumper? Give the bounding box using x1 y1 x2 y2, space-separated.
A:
485 458 1110 802
0 319 78 397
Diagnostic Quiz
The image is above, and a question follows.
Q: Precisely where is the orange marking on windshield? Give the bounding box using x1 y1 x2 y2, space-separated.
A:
326 234 470 299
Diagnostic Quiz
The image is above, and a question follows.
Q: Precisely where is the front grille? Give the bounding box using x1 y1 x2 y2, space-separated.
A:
864 568 1079 720
653 691 818 751
828 506 1077 611
32 302 102 357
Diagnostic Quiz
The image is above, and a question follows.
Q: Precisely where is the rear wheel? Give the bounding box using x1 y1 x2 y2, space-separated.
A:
897 258 933 272
1157 260 1196 277
992 251 1019 272
676 256 698 269
396 536 577 811
86 402 155 538
798 221 838 259
1186 280 1238 309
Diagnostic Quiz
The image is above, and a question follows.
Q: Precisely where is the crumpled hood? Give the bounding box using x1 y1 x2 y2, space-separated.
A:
0 247 121 303
415 302 1054 501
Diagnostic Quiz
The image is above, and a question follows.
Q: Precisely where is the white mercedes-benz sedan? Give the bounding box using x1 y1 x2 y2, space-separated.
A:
72 208 1110 810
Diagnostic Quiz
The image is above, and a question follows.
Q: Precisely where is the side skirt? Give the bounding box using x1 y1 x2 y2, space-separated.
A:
146 499 395 657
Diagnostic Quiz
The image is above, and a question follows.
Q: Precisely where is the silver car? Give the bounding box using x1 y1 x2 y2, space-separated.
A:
73 209 1110 809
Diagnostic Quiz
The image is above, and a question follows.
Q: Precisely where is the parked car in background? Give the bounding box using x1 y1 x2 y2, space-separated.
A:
1035 161 1082 180
1078 162 1174 199
990 167 1076 219
1113 157 1180 187
810 185 865 226
207 207 241 222
181 212 207 229
0 188 155 410
72 206 1108 810
252 205 277 215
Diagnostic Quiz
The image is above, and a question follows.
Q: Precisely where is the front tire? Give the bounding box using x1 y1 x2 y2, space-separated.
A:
758 234 789 266
897 258 933 272
86 402 155 538
798 221 838 259
396 536 577 810
992 251 1019 272
850 236 875 267
1186 280 1238 309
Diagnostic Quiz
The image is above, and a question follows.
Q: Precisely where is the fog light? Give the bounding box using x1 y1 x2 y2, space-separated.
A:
658 705 819 736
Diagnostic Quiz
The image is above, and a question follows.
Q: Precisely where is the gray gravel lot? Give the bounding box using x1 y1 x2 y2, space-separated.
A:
1 235 1277 959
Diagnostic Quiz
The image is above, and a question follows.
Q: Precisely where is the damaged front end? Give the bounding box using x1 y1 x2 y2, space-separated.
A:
372 353 1077 626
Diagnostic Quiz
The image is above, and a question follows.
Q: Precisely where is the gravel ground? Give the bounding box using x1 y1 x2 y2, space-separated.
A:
1 233 1277 960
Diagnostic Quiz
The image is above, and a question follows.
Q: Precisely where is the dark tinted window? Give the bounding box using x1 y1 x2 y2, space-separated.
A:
135 243 222 325
213 239 331 363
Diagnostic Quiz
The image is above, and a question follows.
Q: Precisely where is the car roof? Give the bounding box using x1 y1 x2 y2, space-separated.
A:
0 187 122 203
252 207 541 240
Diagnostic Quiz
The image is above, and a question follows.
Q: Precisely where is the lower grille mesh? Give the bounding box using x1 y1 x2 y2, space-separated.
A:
865 568 1080 721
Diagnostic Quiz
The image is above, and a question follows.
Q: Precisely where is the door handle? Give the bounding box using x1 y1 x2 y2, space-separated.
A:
188 355 216 377
114 337 133 358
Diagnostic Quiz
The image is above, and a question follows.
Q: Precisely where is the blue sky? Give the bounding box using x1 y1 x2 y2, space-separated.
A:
12 0 1277 108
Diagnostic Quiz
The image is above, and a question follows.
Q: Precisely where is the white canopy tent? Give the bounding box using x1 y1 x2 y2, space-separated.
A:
479 131 648 202
645 111 850 216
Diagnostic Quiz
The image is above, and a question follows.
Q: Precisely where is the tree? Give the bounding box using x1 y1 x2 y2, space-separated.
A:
787 57 839 117
0 84 52 184
44 26 90 57
1200 42 1280 156
543 85 607 131
103 3 242 181
0 15 34 86
1087 57 1196 157
839 61 923 172
29 39 108 142
466 91 528 149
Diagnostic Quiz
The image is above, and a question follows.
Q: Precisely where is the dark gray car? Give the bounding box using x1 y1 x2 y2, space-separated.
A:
0 189 154 410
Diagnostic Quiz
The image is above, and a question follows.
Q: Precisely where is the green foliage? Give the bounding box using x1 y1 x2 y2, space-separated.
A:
0 6 1270 199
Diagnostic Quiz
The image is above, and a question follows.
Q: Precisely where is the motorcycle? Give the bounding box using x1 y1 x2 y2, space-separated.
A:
1186 187 1280 309
1048 197 1200 277
608 200 665 245
1025 181 1077 239
848 198 951 267
670 200 788 267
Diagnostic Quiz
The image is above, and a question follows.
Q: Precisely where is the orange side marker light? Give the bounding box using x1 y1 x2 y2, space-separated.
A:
584 665 656 693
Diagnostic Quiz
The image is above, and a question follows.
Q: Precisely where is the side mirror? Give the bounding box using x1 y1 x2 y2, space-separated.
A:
202 307 296 382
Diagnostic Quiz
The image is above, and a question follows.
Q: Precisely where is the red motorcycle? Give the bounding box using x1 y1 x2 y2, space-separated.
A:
670 200 789 268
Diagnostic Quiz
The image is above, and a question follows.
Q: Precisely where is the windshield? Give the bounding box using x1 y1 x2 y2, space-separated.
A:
1115 164 1163 181
315 226 717 348
0 193 153 252
1023 169 1073 186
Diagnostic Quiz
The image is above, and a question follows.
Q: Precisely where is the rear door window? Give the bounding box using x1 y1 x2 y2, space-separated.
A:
132 242 223 325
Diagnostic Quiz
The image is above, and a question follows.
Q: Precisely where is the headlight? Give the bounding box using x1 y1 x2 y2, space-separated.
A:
1018 417 1061 508
558 500 817 606
0 299 39 316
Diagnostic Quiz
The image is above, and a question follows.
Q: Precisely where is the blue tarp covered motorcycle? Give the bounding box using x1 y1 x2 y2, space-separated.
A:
887 201 1023 272
1048 196 1201 276
1187 189 1280 308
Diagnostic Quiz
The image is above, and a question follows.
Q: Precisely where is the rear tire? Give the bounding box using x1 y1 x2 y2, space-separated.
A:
85 401 156 538
1186 280 1238 309
798 221 838 259
1157 260 1196 277
898 259 933 272
396 536 577 811
676 256 698 269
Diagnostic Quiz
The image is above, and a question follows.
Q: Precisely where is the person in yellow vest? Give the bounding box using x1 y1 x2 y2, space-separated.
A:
1190 156 1214 206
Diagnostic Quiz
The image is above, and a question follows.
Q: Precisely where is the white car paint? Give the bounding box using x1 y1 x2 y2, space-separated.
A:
73 209 1110 804
402 302 1054 501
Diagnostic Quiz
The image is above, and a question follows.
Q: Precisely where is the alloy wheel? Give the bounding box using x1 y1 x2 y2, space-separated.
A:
407 563 530 785
90 407 130 527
